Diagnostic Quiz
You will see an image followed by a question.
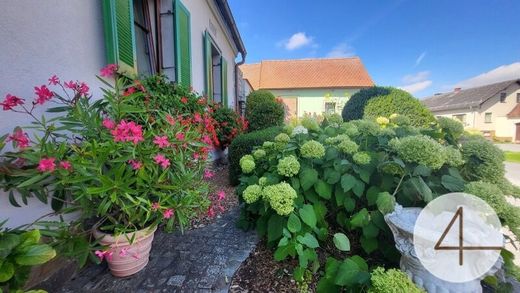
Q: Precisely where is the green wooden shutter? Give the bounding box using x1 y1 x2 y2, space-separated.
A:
174 0 191 87
102 0 137 76
204 31 213 100
221 57 228 107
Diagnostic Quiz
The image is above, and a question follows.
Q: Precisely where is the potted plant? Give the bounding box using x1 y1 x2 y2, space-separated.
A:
0 65 211 277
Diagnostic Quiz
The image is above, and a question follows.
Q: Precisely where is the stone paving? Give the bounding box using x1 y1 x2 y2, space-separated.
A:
58 208 258 293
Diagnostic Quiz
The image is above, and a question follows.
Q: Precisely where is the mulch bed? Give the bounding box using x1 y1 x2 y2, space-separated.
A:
190 164 239 229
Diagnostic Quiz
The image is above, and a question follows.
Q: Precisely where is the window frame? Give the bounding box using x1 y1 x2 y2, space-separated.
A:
516 93 520 104
484 112 492 123
500 92 507 103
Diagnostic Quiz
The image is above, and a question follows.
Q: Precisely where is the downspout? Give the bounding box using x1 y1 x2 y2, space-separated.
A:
235 51 246 113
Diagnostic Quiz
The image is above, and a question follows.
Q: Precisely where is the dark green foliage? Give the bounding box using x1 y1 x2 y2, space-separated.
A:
342 87 391 121
247 101 285 131
461 137 505 184
363 88 435 127
228 126 282 185
245 90 276 114
437 117 464 145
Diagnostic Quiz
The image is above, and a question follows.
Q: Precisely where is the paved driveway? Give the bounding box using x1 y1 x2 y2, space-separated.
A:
496 143 520 152
505 162 520 187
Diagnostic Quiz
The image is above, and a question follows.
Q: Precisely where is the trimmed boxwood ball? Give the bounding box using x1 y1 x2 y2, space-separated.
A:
246 101 285 131
461 137 505 184
245 90 276 114
363 88 435 127
228 126 282 186
342 86 392 121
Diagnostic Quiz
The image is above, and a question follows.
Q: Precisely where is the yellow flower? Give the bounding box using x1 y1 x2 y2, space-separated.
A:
376 116 390 125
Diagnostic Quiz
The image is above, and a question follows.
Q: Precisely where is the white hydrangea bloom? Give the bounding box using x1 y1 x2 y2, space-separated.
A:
291 125 308 136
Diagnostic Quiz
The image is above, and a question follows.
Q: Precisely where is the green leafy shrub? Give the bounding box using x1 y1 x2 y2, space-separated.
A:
211 106 247 149
363 88 435 127
342 86 392 121
245 90 276 114
461 137 505 184
228 126 282 185
437 117 464 145
0 228 56 291
246 101 285 131
368 267 424 293
236 117 479 291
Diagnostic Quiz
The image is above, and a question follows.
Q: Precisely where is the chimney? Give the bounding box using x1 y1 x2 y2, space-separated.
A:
454 87 462 92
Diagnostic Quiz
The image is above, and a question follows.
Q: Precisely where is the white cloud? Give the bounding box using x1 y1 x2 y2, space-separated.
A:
415 51 427 67
399 71 433 94
326 42 355 58
400 80 433 94
283 32 314 50
453 62 520 88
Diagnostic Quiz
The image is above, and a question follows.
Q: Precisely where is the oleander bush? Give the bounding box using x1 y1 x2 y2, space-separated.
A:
363 88 435 127
228 126 283 185
235 113 519 291
342 86 391 121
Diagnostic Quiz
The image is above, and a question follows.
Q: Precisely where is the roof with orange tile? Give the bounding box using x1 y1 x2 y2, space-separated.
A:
240 57 374 90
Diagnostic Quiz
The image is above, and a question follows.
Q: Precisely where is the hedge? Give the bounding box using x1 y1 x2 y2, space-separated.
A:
246 100 285 131
228 126 282 185
342 86 391 121
363 88 435 127
245 90 276 116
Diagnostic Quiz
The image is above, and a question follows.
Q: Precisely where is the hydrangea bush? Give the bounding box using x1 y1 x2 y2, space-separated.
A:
236 114 520 291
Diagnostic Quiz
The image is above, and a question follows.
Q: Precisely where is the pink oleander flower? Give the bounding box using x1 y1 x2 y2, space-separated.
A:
217 190 226 201
180 97 188 104
203 169 214 179
78 82 89 95
111 120 144 144
64 80 76 89
59 161 72 171
207 206 216 218
153 135 170 148
119 247 129 257
128 159 142 170
100 64 118 77
151 202 160 211
7 129 30 149
154 154 170 169
163 208 174 219
201 135 212 145
166 115 175 126
37 157 56 172
1 94 25 111
175 133 185 141
102 118 116 129
34 85 53 105
194 113 202 123
123 87 136 96
193 153 200 160
95 250 105 261
48 75 59 85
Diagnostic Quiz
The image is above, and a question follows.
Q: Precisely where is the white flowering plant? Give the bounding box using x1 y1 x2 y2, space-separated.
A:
235 114 520 291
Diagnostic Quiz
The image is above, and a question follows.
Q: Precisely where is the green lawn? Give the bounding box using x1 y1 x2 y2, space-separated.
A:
505 151 520 163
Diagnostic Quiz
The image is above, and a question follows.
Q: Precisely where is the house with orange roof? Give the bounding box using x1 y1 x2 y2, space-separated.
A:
240 57 374 118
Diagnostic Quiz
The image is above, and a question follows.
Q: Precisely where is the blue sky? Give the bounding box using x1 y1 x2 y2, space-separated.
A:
228 0 520 98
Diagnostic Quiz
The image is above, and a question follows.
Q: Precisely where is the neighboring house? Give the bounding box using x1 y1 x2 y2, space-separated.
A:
423 79 520 142
240 58 374 118
0 0 246 227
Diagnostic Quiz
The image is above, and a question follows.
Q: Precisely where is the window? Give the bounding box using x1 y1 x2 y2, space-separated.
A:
102 0 191 85
204 32 228 107
325 102 336 114
517 93 520 103
500 92 507 103
452 114 466 125
485 112 492 123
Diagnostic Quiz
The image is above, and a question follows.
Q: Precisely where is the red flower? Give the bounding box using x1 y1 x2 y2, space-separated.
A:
163 208 174 219
154 154 170 169
166 115 176 125
34 85 53 105
78 82 89 95
1 94 24 111
37 157 56 172
151 202 160 211
123 87 136 96
175 133 185 141
110 120 144 144
100 64 118 77
7 129 30 149
64 81 76 89
128 159 142 170
102 118 116 130
48 75 59 85
59 161 72 171
180 97 188 104
153 135 170 148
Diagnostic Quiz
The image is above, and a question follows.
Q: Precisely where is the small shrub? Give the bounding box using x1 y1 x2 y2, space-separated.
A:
245 90 276 114
437 117 464 145
342 86 392 121
369 267 424 293
363 88 435 127
228 126 282 185
461 137 505 184
211 106 247 149
247 101 285 131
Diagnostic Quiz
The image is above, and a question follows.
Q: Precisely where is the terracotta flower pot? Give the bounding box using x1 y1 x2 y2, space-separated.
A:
93 225 157 277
